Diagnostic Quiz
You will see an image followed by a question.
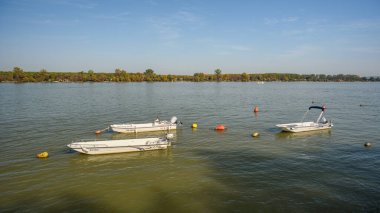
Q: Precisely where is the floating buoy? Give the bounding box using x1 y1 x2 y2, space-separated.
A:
364 142 372 147
215 124 225 131
253 105 259 113
192 123 198 128
36 152 49 158
252 132 260 137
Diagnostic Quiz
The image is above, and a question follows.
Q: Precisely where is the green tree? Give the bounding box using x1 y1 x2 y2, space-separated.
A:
144 69 155 81
241 72 249 82
12 67 25 82
122 70 131 82
88 70 96 81
193 73 206 82
168 74 175 82
78 71 85 81
144 68 154 76
215 69 222 81
40 69 49 81
114 68 125 82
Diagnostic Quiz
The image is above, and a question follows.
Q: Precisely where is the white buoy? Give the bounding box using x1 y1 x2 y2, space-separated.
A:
364 142 372 147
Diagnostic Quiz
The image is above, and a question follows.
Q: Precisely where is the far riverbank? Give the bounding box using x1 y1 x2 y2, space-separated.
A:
1 67 379 83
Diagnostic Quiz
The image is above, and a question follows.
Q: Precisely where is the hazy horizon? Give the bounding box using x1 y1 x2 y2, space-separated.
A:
1 0 379 76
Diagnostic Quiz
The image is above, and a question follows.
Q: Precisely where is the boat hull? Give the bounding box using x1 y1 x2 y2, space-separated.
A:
110 124 177 133
276 122 333 133
67 138 171 155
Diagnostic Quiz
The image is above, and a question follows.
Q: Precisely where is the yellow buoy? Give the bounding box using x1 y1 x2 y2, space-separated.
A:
36 152 49 158
252 132 260 137
192 123 198 128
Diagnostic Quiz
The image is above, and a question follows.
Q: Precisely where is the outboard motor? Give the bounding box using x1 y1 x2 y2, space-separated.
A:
170 116 178 124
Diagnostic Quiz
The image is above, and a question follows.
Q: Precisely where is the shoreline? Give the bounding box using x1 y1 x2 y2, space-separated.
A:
1 69 379 83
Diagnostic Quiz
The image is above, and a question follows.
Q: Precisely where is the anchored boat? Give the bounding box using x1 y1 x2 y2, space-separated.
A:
110 116 180 133
276 105 333 133
67 134 174 155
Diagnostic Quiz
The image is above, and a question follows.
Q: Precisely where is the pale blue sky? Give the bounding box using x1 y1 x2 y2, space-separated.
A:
0 0 379 75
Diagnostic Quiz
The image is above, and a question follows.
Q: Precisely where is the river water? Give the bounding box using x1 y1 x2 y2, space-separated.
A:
0 82 379 212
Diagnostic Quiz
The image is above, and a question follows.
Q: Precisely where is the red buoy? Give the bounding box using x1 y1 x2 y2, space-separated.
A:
253 105 259 113
215 124 225 130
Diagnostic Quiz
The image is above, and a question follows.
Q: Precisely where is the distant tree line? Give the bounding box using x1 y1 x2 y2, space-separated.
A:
0 67 379 83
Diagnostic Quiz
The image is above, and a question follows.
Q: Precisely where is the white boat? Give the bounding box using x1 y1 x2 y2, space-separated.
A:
276 105 333 133
110 116 179 133
257 81 265 84
67 134 174 155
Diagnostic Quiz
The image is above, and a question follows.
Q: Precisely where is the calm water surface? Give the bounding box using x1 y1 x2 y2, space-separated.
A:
0 82 379 212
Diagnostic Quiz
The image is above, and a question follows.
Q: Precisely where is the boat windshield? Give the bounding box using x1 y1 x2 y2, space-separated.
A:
320 116 328 124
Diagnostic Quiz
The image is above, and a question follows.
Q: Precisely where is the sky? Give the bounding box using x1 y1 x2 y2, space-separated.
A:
0 0 379 75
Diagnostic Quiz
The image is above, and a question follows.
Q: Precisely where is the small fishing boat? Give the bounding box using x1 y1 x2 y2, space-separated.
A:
67 134 174 155
276 105 333 133
110 116 180 133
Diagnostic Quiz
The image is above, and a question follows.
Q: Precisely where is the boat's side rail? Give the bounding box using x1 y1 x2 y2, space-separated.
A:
72 138 105 142
79 144 110 148
71 142 171 149
72 137 167 143
114 123 175 128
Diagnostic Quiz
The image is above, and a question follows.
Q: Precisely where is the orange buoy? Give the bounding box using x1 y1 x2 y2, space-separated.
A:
253 105 259 113
215 124 225 131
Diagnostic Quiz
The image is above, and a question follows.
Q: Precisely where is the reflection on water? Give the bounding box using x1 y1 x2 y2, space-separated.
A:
71 149 173 163
275 129 332 139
